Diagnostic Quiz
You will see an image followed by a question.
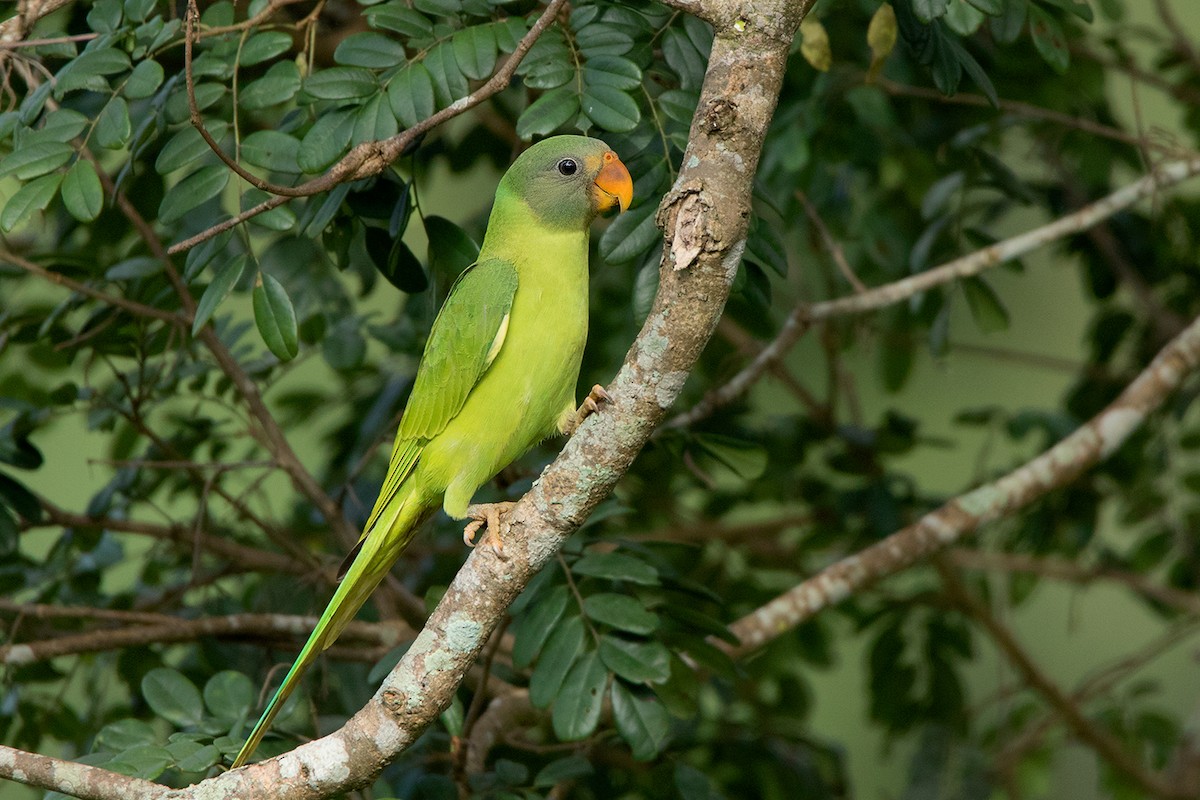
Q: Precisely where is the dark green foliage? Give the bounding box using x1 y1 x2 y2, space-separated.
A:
2 0 1199 798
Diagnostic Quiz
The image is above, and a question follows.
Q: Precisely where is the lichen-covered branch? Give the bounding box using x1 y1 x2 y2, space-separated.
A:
724 310 1200 658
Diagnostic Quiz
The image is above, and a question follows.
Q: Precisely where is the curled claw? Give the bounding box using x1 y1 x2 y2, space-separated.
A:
463 501 516 557
564 384 613 435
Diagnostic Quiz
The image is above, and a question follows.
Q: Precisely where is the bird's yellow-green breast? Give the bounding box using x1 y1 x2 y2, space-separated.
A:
230 136 632 768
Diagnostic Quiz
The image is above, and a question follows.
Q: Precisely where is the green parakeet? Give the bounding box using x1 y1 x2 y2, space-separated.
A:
231 135 633 768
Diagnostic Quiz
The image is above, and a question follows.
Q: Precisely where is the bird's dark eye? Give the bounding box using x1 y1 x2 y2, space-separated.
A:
557 158 578 176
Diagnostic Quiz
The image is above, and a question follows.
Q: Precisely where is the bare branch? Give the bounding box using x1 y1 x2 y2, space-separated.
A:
0 609 410 666
724 310 1200 657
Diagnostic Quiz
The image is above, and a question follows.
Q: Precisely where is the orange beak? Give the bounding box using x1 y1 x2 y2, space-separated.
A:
592 151 633 213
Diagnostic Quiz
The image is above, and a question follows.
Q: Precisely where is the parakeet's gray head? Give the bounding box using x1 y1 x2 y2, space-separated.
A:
498 135 634 230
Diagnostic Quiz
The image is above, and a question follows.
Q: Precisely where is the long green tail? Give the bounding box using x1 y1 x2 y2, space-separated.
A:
231 486 431 768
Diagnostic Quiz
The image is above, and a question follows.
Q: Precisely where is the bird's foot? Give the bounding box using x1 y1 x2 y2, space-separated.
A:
563 384 612 435
463 501 517 556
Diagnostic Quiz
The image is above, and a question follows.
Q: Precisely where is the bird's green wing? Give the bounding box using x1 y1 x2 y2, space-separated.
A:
399 257 518 439
359 258 518 535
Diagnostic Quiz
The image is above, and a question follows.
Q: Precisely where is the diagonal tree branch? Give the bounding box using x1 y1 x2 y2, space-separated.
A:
723 310 1200 658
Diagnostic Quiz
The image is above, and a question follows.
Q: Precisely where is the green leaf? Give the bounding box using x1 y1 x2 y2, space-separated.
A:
424 215 479 279
165 83 225 125
1 172 63 232
523 57 575 90
575 24 634 58
33 108 90 142
124 0 156 23
512 585 571 668
533 756 593 789
123 59 165 99
494 16 529 52
515 86 579 139
88 0 124 32
583 593 657 634
657 89 699 124
95 719 158 752
583 55 642 90
1040 0 1093 22
159 165 229 224
961 276 1009 332
322 319 367 370
105 256 162 280
239 31 294 66
530 615 585 708
599 202 658 264
239 61 301 109
990 0 1027 43
611 682 670 760
944 0 986 34
370 235 427 293
551 649 607 741
425 42 469 107
244 191 297 231
599 636 671 684
241 130 301 173
581 84 639 132
55 48 131 96
451 24 497 81
964 0 1003 13
61 159 104 222
95 96 132 149
202 670 255 721
142 668 204 728
413 0 460 14
298 109 354 173
155 122 228 174
661 27 706 90
0 470 42 522
352 93 398 142
303 67 378 101
334 32 406 68
1029 6 1069 73
364 4 434 39
914 0 950 21
694 433 768 481
174 743 221 773
572 551 659 585
387 63 435 128
253 271 299 360
192 254 249 335
0 141 74 180
105 744 172 779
